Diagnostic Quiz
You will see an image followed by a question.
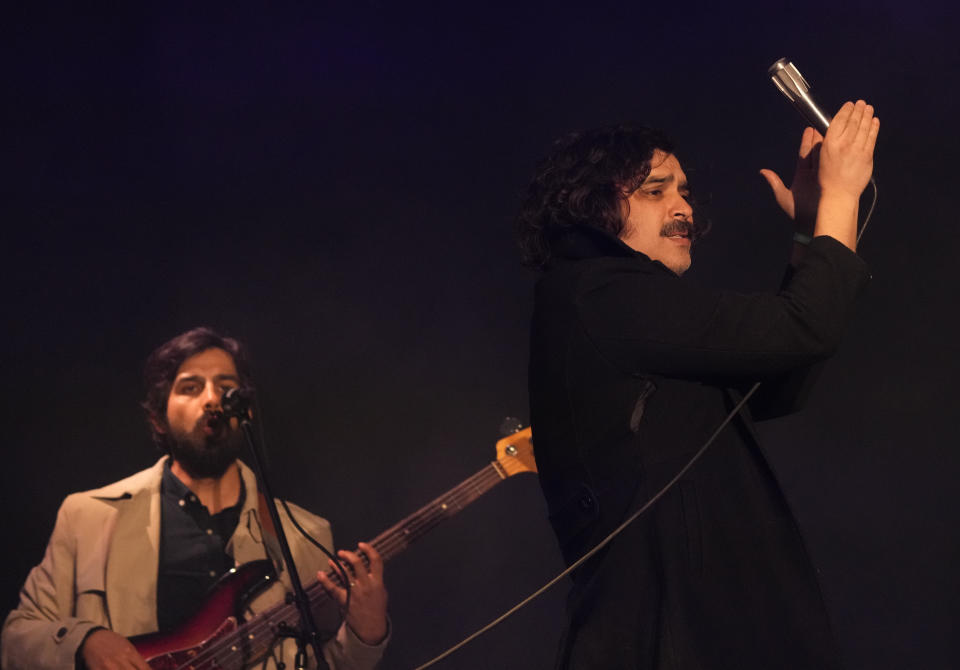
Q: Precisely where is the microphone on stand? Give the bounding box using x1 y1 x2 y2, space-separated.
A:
222 387 254 420
768 58 832 132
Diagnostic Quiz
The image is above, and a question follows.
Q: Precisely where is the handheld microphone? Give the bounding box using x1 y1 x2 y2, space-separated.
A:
768 58 832 132
222 387 254 420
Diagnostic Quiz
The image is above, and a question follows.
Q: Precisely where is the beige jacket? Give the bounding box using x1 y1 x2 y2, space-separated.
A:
1 457 385 669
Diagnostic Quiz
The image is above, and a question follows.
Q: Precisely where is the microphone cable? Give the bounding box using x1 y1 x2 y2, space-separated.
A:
858 177 878 244
248 393 355 615
412 382 761 670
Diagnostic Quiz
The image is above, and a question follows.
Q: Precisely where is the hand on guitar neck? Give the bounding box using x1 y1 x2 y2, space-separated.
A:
316 541 389 645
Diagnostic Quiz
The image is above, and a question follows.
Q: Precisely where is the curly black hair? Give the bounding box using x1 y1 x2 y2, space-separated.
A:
517 123 687 269
141 327 254 451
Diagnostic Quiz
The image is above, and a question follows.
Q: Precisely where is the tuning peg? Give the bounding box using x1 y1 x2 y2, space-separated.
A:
499 416 525 437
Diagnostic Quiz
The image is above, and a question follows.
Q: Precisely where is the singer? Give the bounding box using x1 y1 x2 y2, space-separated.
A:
1 327 389 670
519 102 878 669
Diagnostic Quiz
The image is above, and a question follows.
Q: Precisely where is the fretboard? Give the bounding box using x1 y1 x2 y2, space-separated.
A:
369 461 506 560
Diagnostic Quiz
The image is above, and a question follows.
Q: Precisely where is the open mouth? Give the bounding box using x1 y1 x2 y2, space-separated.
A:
662 220 695 243
199 411 227 437
663 230 692 243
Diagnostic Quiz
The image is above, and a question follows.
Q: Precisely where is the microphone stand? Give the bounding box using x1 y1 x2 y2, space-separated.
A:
237 416 331 670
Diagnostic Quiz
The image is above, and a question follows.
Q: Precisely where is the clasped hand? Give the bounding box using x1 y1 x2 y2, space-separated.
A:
761 100 880 239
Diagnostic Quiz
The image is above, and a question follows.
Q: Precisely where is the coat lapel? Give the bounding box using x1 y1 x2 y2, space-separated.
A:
100 459 164 636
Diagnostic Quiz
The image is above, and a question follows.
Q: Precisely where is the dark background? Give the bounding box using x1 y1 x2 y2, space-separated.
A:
3 2 958 668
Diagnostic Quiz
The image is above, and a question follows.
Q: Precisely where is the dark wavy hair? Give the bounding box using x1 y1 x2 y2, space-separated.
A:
141 327 254 451
516 123 685 268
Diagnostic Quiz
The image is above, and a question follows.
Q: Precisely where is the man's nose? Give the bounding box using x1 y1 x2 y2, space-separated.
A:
672 194 693 220
202 383 222 408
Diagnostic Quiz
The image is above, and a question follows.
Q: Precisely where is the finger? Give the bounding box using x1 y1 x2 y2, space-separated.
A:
826 101 855 139
758 169 786 194
328 558 358 589
803 129 824 166
115 650 151 670
318 564 345 591
799 126 818 158
758 169 795 218
358 542 384 580
845 100 870 143
317 565 348 605
864 116 880 153
851 99 868 132
853 104 876 150
322 554 351 588
338 550 369 584
133 651 153 670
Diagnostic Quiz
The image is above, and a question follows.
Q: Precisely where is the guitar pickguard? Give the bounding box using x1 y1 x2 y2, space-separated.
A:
131 560 277 669
141 617 237 670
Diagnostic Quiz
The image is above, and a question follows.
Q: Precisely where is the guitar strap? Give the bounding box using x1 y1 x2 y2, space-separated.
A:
256 492 285 573
257 492 279 541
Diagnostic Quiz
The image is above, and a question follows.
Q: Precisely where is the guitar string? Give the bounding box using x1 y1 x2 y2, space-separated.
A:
173 580 335 670
169 463 509 669
365 466 498 561
185 464 507 668
188 466 506 669
361 471 492 559
171 496 477 669
172 464 507 669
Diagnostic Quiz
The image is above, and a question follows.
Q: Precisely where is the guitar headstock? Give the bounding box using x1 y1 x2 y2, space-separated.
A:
494 427 536 476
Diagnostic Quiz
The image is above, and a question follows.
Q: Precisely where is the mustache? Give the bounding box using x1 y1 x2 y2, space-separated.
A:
661 218 708 241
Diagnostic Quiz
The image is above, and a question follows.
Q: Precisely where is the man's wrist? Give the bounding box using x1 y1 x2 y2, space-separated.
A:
349 619 389 646
814 192 860 250
75 626 106 670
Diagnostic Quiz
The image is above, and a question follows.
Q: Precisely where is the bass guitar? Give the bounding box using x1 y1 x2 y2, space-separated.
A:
131 427 535 669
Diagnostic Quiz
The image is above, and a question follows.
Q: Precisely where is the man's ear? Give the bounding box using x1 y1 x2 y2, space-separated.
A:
148 412 167 436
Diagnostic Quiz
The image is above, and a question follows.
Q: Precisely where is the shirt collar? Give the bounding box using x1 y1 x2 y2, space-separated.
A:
161 459 247 516
546 224 665 268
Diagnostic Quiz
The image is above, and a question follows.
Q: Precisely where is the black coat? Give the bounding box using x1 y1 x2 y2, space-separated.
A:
528 226 870 670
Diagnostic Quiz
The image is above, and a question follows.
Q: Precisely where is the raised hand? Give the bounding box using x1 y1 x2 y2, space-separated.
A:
813 100 880 250
818 100 879 199
760 125 824 233
316 541 389 645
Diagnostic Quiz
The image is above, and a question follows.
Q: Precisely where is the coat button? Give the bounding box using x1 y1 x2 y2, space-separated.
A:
578 494 594 511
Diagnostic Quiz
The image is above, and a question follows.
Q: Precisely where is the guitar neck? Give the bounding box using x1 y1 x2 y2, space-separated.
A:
369 461 507 561
285 462 511 623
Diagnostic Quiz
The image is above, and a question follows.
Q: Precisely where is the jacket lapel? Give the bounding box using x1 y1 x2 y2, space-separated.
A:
101 459 164 636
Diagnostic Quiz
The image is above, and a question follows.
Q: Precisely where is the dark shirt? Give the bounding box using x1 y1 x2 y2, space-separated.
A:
156 461 245 632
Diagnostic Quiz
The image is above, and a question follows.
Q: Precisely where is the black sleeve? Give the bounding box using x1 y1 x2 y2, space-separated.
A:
576 236 869 383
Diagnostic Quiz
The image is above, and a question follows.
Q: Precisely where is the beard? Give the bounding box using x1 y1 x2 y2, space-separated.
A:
167 411 245 479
